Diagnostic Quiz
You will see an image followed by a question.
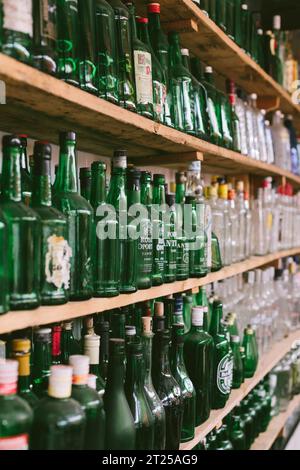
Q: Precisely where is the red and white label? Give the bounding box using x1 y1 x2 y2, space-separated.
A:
0 434 29 451
0 382 17 396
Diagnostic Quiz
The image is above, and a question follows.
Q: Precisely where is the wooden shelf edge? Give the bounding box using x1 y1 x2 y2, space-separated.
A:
0 248 299 335
251 395 300 451
180 330 300 451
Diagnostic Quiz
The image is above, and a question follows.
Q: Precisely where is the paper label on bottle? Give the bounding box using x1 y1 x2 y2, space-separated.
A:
3 0 33 37
134 50 153 105
45 235 72 290
217 354 233 395
39 0 56 40
0 434 29 451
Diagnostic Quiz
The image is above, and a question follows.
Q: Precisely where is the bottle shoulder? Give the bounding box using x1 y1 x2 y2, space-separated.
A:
53 192 93 213
0 395 33 423
30 205 68 223
0 200 41 221
71 385 103 411
33 396 86 423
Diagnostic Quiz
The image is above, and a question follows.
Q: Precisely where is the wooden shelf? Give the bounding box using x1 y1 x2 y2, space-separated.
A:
180 330 300 451
136 0 300 129
251 395 300 451
0 248 299 335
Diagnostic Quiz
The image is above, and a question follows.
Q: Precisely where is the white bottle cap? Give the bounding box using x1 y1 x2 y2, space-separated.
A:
192 307 204 327
48 365 73 399
257 28 263 35
87 374 97 390
181 48 190 56
242 4 248 10
0 360 18 396
69 355 89 385
63 322 73 331
125 326 136 337
273 15 281 30
142 317 153 335
250 93 258 100
84 335 100 365
113 155 127 169
205 66 213 74
154 302 164 317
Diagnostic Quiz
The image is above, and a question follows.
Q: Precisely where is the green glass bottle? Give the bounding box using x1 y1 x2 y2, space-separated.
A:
125 326 137 355
219 91 234 149
230 335 243 389
184 307 214 425
31 365 86 450
19 135 32 206
153 301 166 334
202 67 223 146
173 294 184 325
95 0 119 104
0 135 41 311
56 0 80 85
137 171 153 290
84 334 105 396
31 142 71 306
0 207 9 315
104 339 136 450
0 360 33 450
147 2 173 127
79 167 92 202
95 321 110 381
70 355 106 450
196 287 210 330
183 291 193 334
32 328 52 398
152 174 166 287
61 322 81 364
152 329 183 450
110 309 126 339
210 301 233 410
242 327 257 379
163 297 175 331
51 326 62 365
137 15 166 124
168 32 194 133
227 80 242 153
241 4 250 53
32 0 57 74
238 401 253 449
175 172 189 281
77 0 97 93
271 15 283 85
216 0 226 31
11 339 39 409
0 0 33 63
234 0 242 46
142 317 166 450
53 132 93 301
206 430 217 450
226 0 235 39
229 414 246 449
171 324 196 443
107 0 136 111
215 425 233 450
164 194 177 283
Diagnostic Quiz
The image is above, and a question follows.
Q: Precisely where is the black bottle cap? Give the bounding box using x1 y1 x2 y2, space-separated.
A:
91 161 106 172
153 174 165 184
2 135 21 148
59 131 76 146
127 169 141 189
166 193 175 206
114 149 127 158
34 328 52 343
141 171 152 183
33 142 52 176
79 167 91 179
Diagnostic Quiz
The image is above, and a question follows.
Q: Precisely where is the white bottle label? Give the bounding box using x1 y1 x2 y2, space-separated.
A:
45 235 72 290
3 0 33 37
134 50 153 105
217 354 233 395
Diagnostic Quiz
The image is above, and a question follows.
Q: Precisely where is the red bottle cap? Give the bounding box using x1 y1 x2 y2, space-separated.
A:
137 17 149 23
148 3 160 13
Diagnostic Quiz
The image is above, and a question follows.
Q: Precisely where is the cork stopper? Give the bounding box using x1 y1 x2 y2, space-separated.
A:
142 317 153 335
154 302 164 317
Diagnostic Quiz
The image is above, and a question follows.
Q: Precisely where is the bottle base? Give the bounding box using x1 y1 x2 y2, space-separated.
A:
70 293 93 301
41 296 68 306
9 297 40 311
94 291 120 298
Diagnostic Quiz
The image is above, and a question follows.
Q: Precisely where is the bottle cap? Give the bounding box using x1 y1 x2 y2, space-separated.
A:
257 28 263 35
52 326 62 358
48 365 73 399
241 4 248 10
63 322 73 331
59 131 76 145
18 134 28 146
148 3 160 13
11 338 31 354
218 184 228 200
84 335 100 365
141 171 152 183
91 161 106 172
87 374 97 390
273 15 281 30
166 194 175 206
181 48 189 56
205 66 213 74
79 167 91 179
154 302 164 317
127 169 141 187
250 93 258 100
136 17 148 24
11 339 30 378
0 360 18 396
2 135 21 148
34 328 52 343
142 317 153 335
113 150 127 169
69 355 89 385
192 307 204 326
125 326 136 337
236 181 244 192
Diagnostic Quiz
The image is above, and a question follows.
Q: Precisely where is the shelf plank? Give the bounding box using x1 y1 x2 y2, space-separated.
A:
180 330 300 451
136 0 300 129
0 248 299 335
251 395 300 451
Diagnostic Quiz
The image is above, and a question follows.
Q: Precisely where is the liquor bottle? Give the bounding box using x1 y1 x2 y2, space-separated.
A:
183 291 193 334
94 0 118 103
210 301 233 409
77 0 97 93
152 329 183 450
110 309 126 339
70 355 106 450
228 410 245 450
108 0 136 111
32 0 57 74
234 0 242 47
11 339 39 408
32 328 52 398
0 207 8 315
79 167 92 202
174 294 184 325
175 172 189 282
196 286 210 330
184 307 214 425
206 430 217 450
164 194 177 283
242 327 257 378
120 168 138 293
141 317 166 450
147 2 173 127
152 174 166 286
0 135 41 311
104 339 136 450
153 301 166 333
0 360 33 450
95 321 110 381
216 0 226 32
215 425 233 450
138 171 153 290
19 135 32 205
239 400 254 448
226 0 235 40
163 297 175 331
202 67 223 145
125 342 155 450
31 142 71 306
230 336 243 389
285 115 300 175
227 81 242 153
137 15 167 124
219 90 234 149
53 132 93 301
125 326 137 355
56 0 80 85
0 0 33 63
271 15 283 85
61 322 81 364
170 324 196 443
168 32 194 133
218 182 232 265
84 334 105 395
228 189 239 264
31 365 86 450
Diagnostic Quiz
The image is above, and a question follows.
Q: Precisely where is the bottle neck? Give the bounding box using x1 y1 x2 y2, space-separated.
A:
20 145 29 174
55 143 78 193
90 170 106 209
33 342 51 377
106 354 126 390
127 3 138 40
12 353 31 393
107 168 127 211
176 183 186 204
181 54 191 71
169 37 183 67
137 22 151 48
148 11 161 31
1 146 22 202
32 173 52 206
141 182 153 207
155 339 172 375
210 306 221 336
127 187 141 207
191 323 205 334
171 341 185 368
153 183 166 205
142 333 154 387
126 353 144 391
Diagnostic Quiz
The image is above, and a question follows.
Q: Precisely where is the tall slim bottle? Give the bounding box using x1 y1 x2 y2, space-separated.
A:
32 0 57 74
19 135 32 206
32 328 52 398
152 174 166 286
202 67 223 145
0 135 41 310
11 339 39 408
152 330 183 450
0 207 8 314
164 194 177 283
31 142 71 306
138 171 153 290
77 0 97 93
61 322 81 364
184 307 214 425
53 132 93 301
104 339 136 450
